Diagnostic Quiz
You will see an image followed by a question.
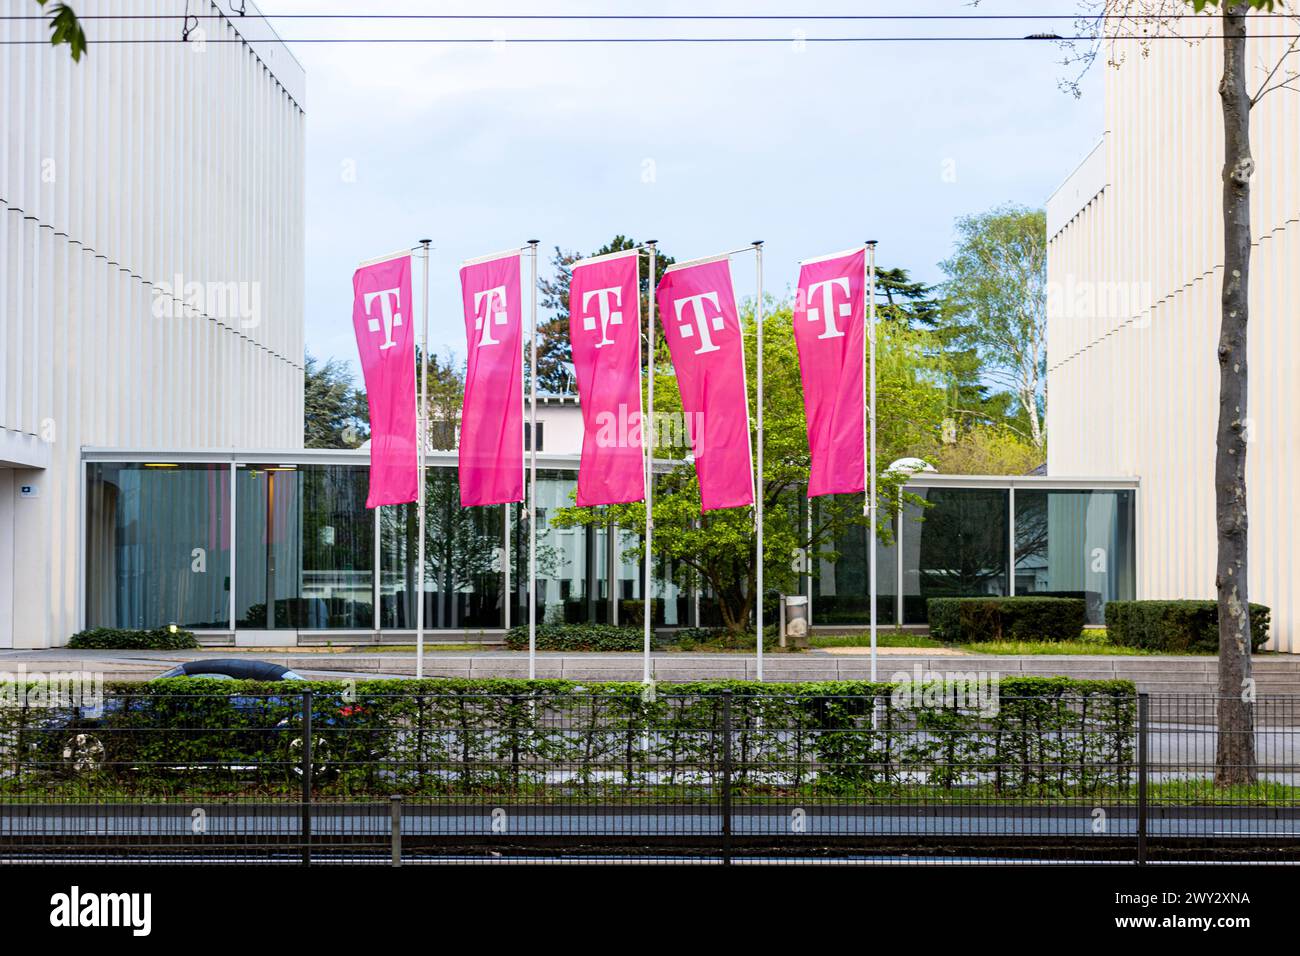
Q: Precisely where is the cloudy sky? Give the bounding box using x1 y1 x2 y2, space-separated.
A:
271 0 1103 374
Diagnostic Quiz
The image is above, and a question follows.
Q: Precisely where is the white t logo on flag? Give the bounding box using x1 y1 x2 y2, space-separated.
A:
581 286 624 348
363 287 403 350
473 285 509 347
806 277 851 339
673 291 724 355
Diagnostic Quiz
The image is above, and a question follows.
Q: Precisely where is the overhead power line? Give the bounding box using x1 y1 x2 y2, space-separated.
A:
2 10 1296 20
2 34 1298 45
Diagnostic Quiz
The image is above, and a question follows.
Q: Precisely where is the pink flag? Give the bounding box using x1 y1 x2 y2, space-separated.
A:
352 253 418 508
459 251 524 506
793 247 866 498
656 256 754 511
569 249 645 507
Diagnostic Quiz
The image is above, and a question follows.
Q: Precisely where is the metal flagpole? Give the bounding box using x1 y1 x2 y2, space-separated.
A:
643 241 657 685
417 239 431 679
527 240 540 680
753 240 764 682
866 240 878 682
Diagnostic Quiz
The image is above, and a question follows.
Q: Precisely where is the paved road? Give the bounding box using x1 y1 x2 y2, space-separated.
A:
3 805 1298 840
6 647 1300 694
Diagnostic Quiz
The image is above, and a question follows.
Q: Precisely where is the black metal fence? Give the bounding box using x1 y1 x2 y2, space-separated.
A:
1 689 1297 864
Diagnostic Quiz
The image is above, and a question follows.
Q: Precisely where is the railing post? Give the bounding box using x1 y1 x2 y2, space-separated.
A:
721 690 733 866
302 690 313 866
1136 692 1149 866
390 795 402 867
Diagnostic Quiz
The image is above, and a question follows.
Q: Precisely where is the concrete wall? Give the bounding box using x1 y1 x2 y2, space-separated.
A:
1046 19 1300 651
0 1 306 647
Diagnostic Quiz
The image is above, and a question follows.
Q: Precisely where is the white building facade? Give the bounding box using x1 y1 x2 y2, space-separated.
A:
1047 23 1299 651
0 1 305 648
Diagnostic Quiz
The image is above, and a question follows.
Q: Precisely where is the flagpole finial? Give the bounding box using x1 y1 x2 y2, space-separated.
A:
527 239 540 246
419 238 431 246
865 239 878 248
751 239 764 247
646 238 658 246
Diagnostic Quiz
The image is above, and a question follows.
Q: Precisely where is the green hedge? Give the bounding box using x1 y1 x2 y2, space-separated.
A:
66 626 200 650
0 676 1136 799
927 597 1086 643
504 623 643 652
1105 600 1271 653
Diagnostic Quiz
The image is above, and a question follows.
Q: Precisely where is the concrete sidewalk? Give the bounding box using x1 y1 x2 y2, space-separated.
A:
3 647 1300 694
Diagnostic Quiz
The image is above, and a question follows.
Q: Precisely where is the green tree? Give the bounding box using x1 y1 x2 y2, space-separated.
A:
552 300 950 634
875 266 942 328
534 236 674 393
37 1 87 61
875 262 1027 455
303 353 369 448
939 204 1049 451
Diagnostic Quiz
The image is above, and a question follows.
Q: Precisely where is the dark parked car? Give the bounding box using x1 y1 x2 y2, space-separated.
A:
24 660 365 779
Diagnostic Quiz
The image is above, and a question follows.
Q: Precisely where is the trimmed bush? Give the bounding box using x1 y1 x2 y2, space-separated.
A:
0 675 1136 799
1105 600 1270 653
67 626 200 650
505 623 642 652
927 597 1086 643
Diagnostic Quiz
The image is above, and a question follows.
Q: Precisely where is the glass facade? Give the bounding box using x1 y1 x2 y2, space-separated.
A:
84 457 1139 634
812 495 898 626
1014 489 1136 625
235 464 373 629
511 470 611 626
85 462 231 630
902 488 1010 624
381 468 504 630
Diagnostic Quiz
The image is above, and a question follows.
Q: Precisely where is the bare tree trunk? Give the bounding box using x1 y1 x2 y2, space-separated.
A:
1214 1 1256 786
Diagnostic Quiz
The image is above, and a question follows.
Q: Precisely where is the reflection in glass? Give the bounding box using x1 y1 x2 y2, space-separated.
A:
380 467 503 629
85 463 231 629
1014 489 1135 625
235 465 373 629
511 471 598 625
811 494 898 626
902 488 1009 623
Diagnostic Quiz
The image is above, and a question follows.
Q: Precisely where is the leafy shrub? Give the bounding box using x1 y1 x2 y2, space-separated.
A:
667 626 779 651
505 623 643 652
67 626 200 650
927 597 1085 643
0 675 1136 799
1105 600 1270 653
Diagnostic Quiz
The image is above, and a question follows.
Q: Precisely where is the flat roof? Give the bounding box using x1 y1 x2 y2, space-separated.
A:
80 447 1139 489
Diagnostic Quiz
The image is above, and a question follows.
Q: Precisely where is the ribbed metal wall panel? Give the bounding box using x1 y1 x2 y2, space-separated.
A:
0 0 305 647
1047 21 1299 652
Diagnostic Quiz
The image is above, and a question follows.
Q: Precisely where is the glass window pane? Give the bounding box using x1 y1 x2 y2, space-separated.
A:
902 488 1009 624
513 471 592 625
812 494 897 626
85 462 231 629
380 467 504 630
1014 489 1136 625
235 464 373 629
